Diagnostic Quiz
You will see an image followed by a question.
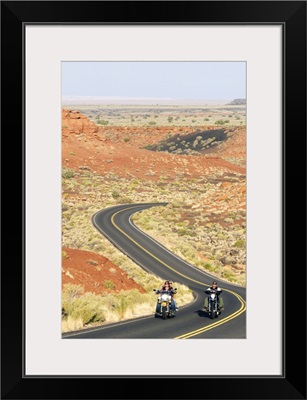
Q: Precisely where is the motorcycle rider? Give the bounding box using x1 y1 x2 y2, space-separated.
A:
164 280 178 311
203 280 224 312
155 281 178 313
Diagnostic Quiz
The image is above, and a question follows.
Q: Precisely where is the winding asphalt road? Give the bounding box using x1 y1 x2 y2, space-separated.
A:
62 203 246 339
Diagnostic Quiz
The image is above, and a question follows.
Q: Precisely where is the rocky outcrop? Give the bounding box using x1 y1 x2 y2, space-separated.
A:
62 109 99 136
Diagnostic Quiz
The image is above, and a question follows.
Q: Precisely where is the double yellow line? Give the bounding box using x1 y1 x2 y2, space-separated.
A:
110 205 246 338
175 290 246 339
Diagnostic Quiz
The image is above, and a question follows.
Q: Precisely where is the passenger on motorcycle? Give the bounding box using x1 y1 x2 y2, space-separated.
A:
155 281 178 312
203 281 224 311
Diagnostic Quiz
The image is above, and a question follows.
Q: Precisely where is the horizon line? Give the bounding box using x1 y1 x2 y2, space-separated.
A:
62 95 245 106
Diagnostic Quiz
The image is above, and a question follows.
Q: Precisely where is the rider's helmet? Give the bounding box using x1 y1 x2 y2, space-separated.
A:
212 281 218 288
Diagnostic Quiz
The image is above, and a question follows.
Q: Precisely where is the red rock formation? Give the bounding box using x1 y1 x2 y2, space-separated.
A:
62 109 99 136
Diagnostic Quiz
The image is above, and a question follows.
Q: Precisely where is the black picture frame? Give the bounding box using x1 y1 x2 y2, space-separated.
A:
1 1 306 399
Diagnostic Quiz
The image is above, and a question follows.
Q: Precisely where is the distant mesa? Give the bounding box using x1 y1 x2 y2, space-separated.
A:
227 99 246 105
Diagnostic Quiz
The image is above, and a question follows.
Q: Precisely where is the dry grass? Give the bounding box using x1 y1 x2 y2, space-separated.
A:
62 316 84 333
62 283 194 331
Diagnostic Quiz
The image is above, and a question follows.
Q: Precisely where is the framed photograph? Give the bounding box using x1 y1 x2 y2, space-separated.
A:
1 1 306 399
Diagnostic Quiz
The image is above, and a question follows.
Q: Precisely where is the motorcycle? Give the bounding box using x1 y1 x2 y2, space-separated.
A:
205 291 221 319
153 288 176 319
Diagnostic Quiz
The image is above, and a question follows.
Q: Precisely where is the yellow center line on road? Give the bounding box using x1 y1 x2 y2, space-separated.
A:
111 205 246 338
175 299 246 339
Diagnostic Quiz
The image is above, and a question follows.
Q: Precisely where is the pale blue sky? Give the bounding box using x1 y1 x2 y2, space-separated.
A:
62 61 246 101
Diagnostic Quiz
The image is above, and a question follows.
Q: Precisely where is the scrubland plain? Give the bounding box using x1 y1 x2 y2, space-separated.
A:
61 103 246 332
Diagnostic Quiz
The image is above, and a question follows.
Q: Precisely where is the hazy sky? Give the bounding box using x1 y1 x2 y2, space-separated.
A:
62 61 246 101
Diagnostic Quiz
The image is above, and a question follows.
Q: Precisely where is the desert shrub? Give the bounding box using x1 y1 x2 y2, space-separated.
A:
62 168 74 179
203 262 214 272
62 283 84 303
234 239 246 248
104 280 115 289
67 293 105 325
221 269 237 282
112 191 120 199
116 196 133 204
215 119 229 125
167 116 173 123
97 120 109 125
